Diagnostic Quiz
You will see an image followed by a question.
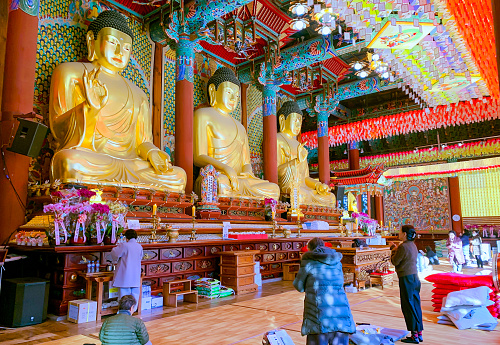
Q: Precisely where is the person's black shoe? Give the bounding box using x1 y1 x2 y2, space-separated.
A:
401 336 420 344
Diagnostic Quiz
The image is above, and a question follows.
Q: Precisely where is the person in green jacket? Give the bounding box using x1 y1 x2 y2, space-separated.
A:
293 237 355 345
99 295 151 345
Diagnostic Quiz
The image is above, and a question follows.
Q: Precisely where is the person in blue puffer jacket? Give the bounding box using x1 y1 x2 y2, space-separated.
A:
293 237 355 345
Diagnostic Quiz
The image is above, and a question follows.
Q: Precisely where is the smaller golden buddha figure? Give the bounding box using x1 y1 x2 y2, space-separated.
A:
49 11 186 192
277 101 335 207
193 67 279 200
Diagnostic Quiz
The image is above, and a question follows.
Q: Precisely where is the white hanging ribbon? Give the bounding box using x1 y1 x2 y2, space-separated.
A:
54 213 67 245
96 216 106 244
111 214 120 244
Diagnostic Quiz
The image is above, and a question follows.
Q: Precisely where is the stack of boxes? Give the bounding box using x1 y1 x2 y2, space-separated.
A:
141 282 152 311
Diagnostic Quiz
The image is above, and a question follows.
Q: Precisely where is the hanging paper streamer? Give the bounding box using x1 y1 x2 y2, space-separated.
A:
95 216 106 244
111 214 120 244
301 97 499 148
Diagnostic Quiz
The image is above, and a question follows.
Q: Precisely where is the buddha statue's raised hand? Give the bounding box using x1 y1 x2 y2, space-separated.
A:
148 150 173 174
82 66 108 112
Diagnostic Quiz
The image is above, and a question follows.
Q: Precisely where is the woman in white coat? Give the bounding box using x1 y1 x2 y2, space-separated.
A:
111 230 143 312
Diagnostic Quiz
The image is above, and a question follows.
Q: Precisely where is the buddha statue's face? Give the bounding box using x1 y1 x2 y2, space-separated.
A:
87 27 132 73
280 112 302 136
208 81 240 113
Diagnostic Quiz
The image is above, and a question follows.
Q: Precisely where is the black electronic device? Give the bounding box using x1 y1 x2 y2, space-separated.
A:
7 118 48 158
0 277 49 327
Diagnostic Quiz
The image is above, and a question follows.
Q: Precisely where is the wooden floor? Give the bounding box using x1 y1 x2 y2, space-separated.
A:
1 262 499 345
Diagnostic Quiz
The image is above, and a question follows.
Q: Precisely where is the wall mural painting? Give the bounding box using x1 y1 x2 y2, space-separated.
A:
384 178 451 231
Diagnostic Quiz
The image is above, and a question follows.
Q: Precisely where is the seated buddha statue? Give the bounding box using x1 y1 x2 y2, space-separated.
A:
276 101 336 207
49 11 186 192
193 67 279 200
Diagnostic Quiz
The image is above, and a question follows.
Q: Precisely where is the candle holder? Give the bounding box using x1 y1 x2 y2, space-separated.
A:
189 215 197 241
431 226 435 239
270 220 277 238
296 216 302 238
150 215 160 243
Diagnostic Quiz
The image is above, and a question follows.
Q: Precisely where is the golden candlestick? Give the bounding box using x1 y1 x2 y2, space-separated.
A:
296 215 302 238
150 214 160 243
189 205 197 241
270 219 277 238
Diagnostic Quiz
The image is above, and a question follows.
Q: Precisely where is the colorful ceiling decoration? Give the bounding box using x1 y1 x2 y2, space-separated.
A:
443 0 499 99
319 139 500 171
301 97 499 148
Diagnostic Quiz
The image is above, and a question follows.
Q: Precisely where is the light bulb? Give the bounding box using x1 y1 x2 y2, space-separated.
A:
292 19 307 31
359 71 368 78
354 62 362 70
295 4 306 15
372 53 380 61
319 26 331 35
382 72 389 79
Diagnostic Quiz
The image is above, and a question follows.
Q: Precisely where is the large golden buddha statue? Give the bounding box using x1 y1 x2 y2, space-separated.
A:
277 101 335 207
49 11 186 192
193 67 279 200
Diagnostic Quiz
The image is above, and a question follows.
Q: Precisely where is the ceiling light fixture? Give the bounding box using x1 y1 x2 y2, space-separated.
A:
372 53 380 61
290 2 309 16
318 25 332 36
354 62 363 71
359 71 368 78
290 18 308 31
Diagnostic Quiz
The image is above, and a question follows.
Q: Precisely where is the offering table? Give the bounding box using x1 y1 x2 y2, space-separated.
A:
9 236 391 316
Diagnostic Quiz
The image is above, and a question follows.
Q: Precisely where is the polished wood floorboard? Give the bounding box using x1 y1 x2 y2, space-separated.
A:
1 262 499 344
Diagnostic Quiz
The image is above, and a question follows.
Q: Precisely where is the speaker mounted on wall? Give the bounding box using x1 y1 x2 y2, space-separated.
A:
7 118 48 158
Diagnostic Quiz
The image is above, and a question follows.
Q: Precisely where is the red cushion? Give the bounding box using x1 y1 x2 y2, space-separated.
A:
301 242 334 252
426 273 495 288
370 271 395 276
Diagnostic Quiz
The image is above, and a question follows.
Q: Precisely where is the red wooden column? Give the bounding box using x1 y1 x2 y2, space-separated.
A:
356 194 362 213
175 34 194 194
448 176 464 233
0 5 39 243
375 194 384 225
152 42 163 148
348 142 360 171
317 110 330 184
262 85 278 184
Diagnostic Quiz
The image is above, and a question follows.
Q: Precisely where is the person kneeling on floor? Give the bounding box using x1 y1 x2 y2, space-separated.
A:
293 237 355 345
99 295 152 345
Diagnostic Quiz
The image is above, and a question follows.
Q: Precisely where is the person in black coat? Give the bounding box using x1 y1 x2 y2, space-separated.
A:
392 225 423 344
293 237 355 345
424 246 439 265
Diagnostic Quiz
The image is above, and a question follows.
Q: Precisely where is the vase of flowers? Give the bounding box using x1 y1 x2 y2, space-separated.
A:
351 212 378 236
104 201 127 244
264 198 278 221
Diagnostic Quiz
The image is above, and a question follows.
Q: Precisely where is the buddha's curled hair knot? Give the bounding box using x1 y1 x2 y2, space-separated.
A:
277 101 303 118
87 10 134 41
207 67 241 103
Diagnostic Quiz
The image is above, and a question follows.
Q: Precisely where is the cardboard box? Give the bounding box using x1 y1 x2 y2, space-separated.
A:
151 296 163 308
67 299 97 323
109 283 119 299
141 296 152 310
142 284 151 298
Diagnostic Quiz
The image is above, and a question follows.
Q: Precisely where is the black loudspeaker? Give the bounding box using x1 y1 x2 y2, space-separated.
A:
0 277 49 327
7 119 48 158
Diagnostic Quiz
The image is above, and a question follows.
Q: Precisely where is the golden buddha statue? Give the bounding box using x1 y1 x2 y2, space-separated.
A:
193 67 279 200
49 11 186 192
277 101 335 207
